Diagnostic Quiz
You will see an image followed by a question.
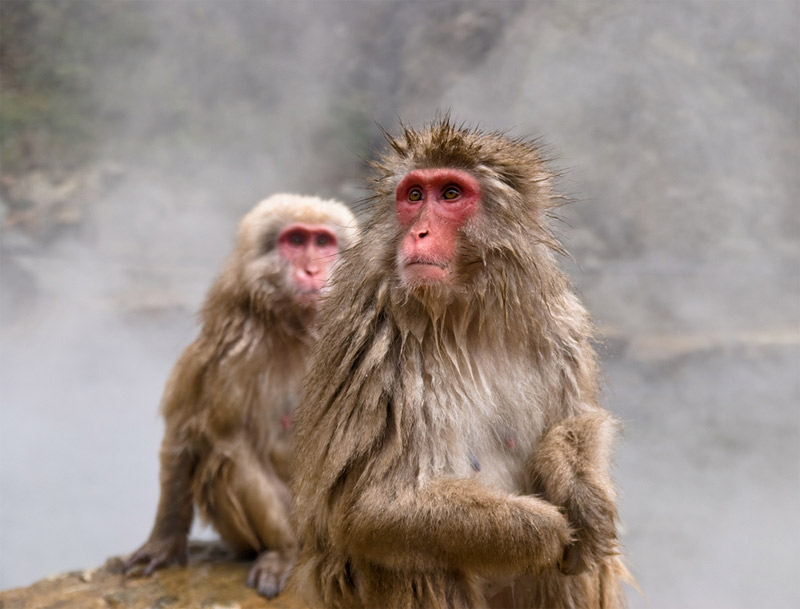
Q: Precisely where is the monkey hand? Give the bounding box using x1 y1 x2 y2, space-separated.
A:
246 548 296 599
557 494 618 576
559 540 590 575
123 533 188 576
511 495 574 572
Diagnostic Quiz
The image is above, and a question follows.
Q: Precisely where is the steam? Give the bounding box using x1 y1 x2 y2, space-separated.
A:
1 2 798 605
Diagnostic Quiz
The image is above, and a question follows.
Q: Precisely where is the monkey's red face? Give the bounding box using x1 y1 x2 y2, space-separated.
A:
278 223 339 302
396 168 481 284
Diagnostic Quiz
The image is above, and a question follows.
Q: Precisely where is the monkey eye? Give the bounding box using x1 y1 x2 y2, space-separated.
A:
442 185 461 200
286 231 306 246
316 234 332 247
408 187 423 202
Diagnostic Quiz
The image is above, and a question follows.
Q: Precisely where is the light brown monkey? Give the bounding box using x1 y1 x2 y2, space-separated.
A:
125 194 359 598
289 120 631 609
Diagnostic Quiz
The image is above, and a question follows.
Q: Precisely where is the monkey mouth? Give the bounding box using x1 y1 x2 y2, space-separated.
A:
402 257 450 282
406 260 447 269
295 286 324 303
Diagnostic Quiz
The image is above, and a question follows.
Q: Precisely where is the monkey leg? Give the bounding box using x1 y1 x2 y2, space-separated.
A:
354 562 486 609
485 555 631 609
195 442 297 598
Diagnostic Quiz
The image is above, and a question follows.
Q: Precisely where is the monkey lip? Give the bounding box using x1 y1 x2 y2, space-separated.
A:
403 258 451 282
295 286 324 303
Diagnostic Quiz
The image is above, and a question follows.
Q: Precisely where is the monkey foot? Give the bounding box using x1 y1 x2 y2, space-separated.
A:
247 549 294 599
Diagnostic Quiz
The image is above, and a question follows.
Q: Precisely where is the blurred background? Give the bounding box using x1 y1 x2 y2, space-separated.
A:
1 1 797 607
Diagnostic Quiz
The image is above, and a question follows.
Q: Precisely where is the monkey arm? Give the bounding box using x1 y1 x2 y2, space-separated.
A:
529 410 620 575
338 476 571 575
124 431 198 576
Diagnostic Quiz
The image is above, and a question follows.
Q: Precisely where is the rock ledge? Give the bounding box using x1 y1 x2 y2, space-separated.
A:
0 542 303 609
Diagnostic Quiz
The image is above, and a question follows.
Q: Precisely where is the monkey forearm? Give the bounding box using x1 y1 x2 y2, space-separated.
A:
125 447 196 574
530 411 620 570
149 444 196 539
340 477 570 574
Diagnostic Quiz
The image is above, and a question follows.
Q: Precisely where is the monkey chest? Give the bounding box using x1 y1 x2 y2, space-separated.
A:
422 399 534 494
453 432 528 493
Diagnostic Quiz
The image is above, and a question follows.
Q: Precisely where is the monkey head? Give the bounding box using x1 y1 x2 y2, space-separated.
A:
229 193 359 311
367 119 561 300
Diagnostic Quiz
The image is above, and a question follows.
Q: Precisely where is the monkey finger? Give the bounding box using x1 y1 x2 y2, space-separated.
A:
122 551 149 574
142 557 167 577
558 543 589 576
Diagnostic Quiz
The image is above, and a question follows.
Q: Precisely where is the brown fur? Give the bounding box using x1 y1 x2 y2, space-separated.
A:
289 120 630 608
125 194 358 599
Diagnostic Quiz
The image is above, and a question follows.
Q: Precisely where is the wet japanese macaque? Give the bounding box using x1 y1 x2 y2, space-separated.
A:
289 120 631 609
124 194 359 598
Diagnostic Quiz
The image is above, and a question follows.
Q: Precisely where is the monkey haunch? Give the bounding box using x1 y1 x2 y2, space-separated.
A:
125 194 358 599
289 121 630 609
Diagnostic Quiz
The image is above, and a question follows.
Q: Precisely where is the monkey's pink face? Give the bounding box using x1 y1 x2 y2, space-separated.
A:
278 223 339 303
396 168 480 284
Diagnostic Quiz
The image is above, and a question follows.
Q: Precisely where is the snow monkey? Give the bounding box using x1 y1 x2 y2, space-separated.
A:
125 194 359 599
289 120 631 609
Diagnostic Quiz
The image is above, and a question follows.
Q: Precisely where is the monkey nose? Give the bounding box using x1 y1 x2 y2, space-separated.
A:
413 226 429 239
